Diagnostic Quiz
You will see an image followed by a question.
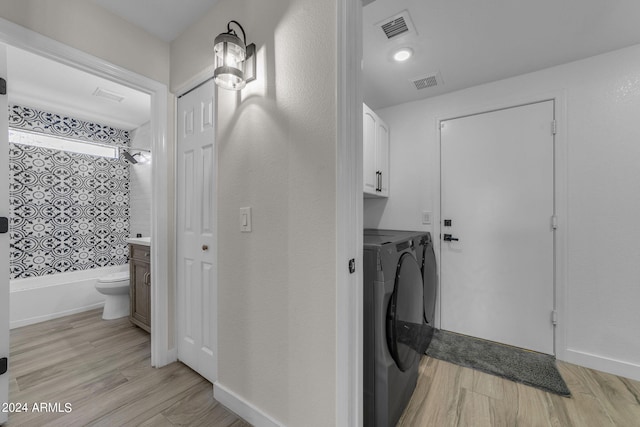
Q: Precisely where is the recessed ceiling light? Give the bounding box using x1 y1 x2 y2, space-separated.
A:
393 48 413 62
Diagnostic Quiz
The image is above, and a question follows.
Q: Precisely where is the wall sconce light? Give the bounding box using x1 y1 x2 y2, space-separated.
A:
214 20 256 91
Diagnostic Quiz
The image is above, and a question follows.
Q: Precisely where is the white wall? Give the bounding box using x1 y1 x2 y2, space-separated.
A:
0 0 169 85
171 0 337 425
366 44 640 381
129 122 152 238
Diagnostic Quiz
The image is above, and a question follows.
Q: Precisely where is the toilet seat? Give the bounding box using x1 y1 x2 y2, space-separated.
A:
97 272 129 284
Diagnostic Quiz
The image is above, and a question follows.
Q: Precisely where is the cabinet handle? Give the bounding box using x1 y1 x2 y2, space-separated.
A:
376 171 382 192
202 244 209 251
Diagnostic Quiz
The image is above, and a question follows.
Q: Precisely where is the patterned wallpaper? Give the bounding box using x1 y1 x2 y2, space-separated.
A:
9 105 130 279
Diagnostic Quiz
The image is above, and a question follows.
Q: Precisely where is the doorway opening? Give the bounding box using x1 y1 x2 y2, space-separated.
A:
0 19 171 385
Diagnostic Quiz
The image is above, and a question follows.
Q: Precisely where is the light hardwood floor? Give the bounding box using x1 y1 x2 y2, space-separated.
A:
5 309 248 427
8 311 640 427
398 355 640 427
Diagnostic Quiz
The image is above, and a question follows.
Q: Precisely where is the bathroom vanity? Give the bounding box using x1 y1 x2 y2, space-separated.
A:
128 238 151 333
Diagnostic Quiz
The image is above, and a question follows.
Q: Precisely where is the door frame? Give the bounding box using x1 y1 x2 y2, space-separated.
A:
433 91 568 360
0 18 173 367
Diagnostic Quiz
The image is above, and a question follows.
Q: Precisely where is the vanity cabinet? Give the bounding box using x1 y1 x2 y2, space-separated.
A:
129 243 151 332
363 103 389 197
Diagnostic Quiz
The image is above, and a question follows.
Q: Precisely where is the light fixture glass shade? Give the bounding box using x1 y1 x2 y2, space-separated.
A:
393 48 413 62
214 32 247 90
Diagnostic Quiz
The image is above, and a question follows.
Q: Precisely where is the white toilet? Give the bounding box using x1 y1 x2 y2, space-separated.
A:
95 271 130 320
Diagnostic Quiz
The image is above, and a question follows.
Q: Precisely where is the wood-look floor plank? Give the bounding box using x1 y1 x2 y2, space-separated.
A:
399 355 640 427
5 310 247 427
457 388 493 427
514 382 553 427
15 337 150 396
579 368 640 426
472 368 504 400
138 413 176 427
81 365 204 427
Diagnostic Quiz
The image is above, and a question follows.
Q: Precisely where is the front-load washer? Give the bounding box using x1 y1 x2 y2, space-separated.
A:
364 229 434 427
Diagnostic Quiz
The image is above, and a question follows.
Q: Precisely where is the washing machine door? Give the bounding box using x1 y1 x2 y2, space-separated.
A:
422 241 437 325
386 251 424 371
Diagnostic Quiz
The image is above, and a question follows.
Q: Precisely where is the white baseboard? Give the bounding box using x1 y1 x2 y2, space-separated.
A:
10 302 104 329
213 382 284 427
563 348 640 381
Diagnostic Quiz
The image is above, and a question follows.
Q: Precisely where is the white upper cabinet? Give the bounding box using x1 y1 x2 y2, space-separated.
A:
363 103 390 198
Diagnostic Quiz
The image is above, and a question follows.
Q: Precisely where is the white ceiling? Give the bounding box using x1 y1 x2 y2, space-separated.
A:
10 1 640 129
7 47 151 131
364 0 640 109
91 0 220 42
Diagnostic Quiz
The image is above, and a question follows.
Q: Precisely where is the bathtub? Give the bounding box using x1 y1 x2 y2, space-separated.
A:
10 264 129 329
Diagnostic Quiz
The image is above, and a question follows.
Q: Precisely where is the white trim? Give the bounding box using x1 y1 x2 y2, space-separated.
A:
336 0 363 426
552 90 568 362
173 65 216 100
433 90 568 357
564 349 640 382
213 382 284 427
0 17 174 367
149 86 172 368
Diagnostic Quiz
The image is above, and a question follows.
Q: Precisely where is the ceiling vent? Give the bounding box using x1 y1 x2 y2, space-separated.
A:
93 87 125 103
376 10 417 40
411 72 443 90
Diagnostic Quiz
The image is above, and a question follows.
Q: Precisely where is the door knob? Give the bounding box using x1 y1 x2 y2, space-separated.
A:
443 234 459 242
202 244 209 251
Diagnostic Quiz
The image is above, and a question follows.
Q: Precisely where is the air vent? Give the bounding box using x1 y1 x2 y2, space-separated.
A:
93 87 125 103
411 72 443 90
382 18 408 39
376 10 417 40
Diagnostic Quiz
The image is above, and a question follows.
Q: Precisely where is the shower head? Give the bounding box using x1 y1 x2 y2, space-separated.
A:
121 151 138 164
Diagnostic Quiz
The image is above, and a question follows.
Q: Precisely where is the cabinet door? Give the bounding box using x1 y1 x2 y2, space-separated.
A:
363 103 378 195
376 120 389 197
131 259 151 331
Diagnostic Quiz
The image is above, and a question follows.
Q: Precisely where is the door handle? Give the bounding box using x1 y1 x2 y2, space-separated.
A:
443 234 459 242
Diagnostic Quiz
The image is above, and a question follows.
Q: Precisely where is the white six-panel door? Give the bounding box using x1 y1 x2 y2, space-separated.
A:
177 80 217 383
440 101 555 355
0 44 9 425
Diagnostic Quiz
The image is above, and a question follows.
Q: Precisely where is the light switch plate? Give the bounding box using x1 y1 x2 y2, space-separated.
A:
240 207 252 232
421 211 432 225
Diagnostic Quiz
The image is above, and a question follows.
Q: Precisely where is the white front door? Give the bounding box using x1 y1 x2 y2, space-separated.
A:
0 44 9 425
177 80 217 383
440 100 555 354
